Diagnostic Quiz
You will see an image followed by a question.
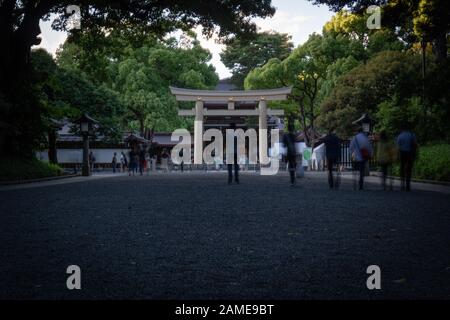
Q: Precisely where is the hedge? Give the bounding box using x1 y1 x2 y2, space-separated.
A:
413 143 450 182
0 157 64 182
392 143 450 182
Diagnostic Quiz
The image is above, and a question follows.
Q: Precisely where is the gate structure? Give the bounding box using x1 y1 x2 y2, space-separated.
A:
170 86 292 164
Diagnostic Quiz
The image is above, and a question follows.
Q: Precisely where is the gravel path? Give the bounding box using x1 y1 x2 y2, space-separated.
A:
1 172 449 299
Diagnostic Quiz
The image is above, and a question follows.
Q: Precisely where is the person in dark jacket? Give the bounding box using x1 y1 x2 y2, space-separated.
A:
227 123 239 184
112 152 117 173
397 126 418 191
138 147 146 176
323 129 341 189
128 150 136 176
283 122 297 186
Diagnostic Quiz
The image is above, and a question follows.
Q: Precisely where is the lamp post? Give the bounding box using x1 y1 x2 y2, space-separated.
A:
420 38 428 140
75 113 98 177
352 113 375 136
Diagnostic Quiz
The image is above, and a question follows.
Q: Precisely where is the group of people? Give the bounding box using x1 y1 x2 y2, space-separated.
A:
282 124 418 191
105 125 418 191
349 127 417 191
110 147 169 176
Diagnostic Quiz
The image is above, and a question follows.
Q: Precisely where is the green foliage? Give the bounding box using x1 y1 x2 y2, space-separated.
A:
245 7 449 144
393 143 450 182
318 56 361 101
0 157 63 182
376 96 422 138
244 13 406 143
413 143 450 181
57 32 219 134
412 0 450 43
245 33 331 141
31 49 125 144
0 0 275 157
221 31 294 88
318 50 422 138
310 0 450 61
319 46 450 141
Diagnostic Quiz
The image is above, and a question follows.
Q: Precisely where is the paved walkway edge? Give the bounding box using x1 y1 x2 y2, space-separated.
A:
370 172 450 186
0 173 81 186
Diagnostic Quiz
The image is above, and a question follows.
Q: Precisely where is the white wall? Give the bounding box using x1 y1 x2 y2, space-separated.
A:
36 148 129 163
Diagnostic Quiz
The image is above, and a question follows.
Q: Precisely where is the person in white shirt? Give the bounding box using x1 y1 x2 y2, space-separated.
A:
350 128 373 190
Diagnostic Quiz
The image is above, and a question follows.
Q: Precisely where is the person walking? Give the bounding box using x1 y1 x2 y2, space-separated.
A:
112 152 117 173
138 147 146 176
323 129 341 189
161 149 170 173
145 151 151 175
376 131 396 191
282 122 297 186
120 151 128 172
350 128 373 190
180 149 185 172
128 149 136 176
89 151 96 173
133 152 139 175
397 127 417 191
227 123 239 184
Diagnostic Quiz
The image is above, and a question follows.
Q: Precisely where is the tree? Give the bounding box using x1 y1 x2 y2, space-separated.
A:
25 49 125 162
221 31 294 88
411 0 450 65
57 33 219 135
244 34 328 145
245 9 412 144
0 0 275 157
244 28 375 144
308 0 449 62
55 70 125 143
318 51 423 138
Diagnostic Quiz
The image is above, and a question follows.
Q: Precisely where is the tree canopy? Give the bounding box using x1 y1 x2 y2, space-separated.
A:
309 0 449 62
245 10 408 144
220 31 294 88
0 0 275 157
56 32 219 135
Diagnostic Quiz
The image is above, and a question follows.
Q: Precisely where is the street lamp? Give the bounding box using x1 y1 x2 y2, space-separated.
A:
75 113 98 176
352 113 375 136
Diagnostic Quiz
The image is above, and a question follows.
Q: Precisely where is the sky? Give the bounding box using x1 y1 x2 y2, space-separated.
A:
34 0 334 79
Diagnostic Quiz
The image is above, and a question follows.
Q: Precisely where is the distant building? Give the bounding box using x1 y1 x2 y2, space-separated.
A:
36 122 183 168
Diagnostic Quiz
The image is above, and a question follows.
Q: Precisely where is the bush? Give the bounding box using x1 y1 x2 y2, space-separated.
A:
413 144 450 182
392 143 450 182
0 157 64 182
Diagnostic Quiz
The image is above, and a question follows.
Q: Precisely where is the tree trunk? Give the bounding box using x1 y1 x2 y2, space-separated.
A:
298 103 310 146
0 1 49 157
0 0 15 97
433 31 448 64
139 118 145 137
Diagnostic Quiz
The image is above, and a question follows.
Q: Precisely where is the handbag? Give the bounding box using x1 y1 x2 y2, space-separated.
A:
354 136 370 161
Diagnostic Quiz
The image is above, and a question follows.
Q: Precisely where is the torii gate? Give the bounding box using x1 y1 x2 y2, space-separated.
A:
169 86 292 164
